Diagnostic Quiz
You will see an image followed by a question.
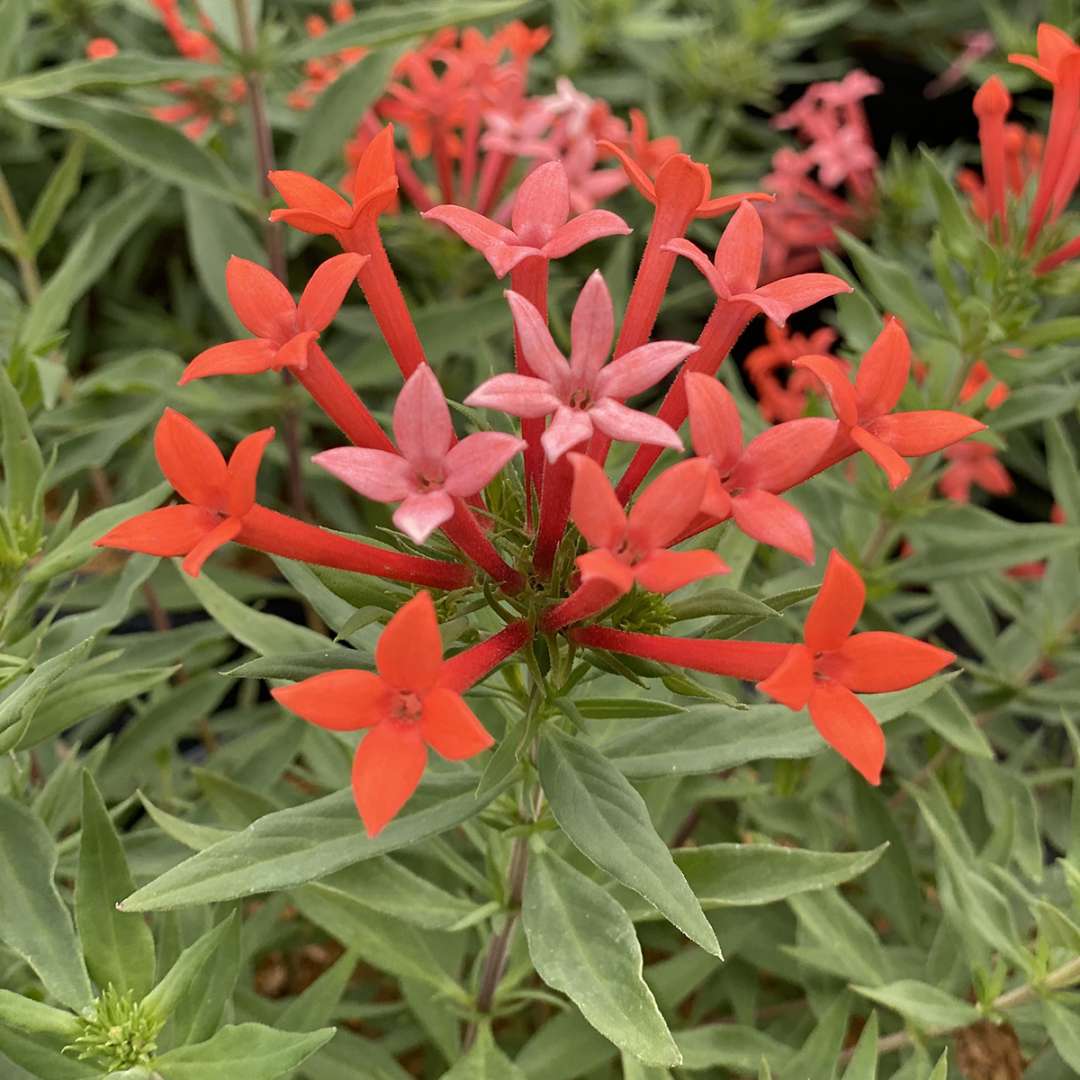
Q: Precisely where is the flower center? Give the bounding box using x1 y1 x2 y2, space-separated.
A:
391 691 424 723
568 386 593 409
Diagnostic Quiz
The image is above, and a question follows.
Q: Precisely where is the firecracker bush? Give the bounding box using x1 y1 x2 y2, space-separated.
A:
0 2 1079 1078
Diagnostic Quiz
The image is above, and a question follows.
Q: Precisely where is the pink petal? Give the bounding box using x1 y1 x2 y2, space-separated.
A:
664 238 729 297
567 452 627 550
541 209 631 260
505 291 571 387
313 447 414 502
393 364 453 463
685 372 742 472
792 355 859 427
595 340 696 400
713 201 763 295
541 406 595 462
443 432 527 496
179 339 277 384
589 399 683 451
225 257 295 340
512 160 570 244
465 373 561 418
423 205 530 277
598 139 656 202
633 549 729 594
736 273 852 328
628 458 713 550
393 490 455 543
576 548 636 594
297 252 367 332
569 270 614 385
732 489 815 563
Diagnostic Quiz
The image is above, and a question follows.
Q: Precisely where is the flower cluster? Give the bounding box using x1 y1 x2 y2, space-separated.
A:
760 70 881 279
98 109 984 834
286 1 367 111
965 24 1080 272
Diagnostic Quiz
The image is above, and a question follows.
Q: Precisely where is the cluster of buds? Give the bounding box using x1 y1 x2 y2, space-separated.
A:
759 70 881 279
966 24 1080 272
98 115 983 836
286 1 367 111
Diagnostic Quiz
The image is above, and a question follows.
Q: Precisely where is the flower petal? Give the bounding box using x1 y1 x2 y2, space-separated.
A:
863 411 986 456
512 160 570 243
349 124 398 216
729 418 840 494
351 723 427 836
179 339 278 384
180 516 241 577
664 238 729 297
713 200 763 295
576 548 635 594
851 425 911 489
792 355 859 427
393 490 455 544
822 632 955 693
597 139 656 202
95 505 219 556
421 687 494 760
540 406 594 462
686 372 742 472
805 549 865 653
595 340 696 401
272 670 389 730
505 290 570 387
394 364 453 463
154 408 228 508
273 330 318 372
807 680 885 785
589 399 682 452
224 256 296 339
633 548 729 593
569 270 614 385
227 426 274 516
732 489 815 563
568 452 627 550
542 209 631 260
465 374 561 418
738 272 851 327
313 447 414 502
377 591 444 692
757 643 815 710
297 252 367 332
443 432 526 496
854 317 910 418
629 458 713 550
268 169 352 224
422 205 526 277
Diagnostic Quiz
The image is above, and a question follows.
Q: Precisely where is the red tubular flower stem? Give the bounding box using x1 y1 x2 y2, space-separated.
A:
395 151 434 211
459 104 482 208
439 619 533 692
298 344 395 452
349 218 427 378
541 578 624 633
533 446 581 578
477 152 514 216
1026 65 1080 249
1036 233 1080 274
976 106 1008 239
510 256 551 511
239 504 472 589
442 499 524 592
571 625 789 682
614 302 755 503
433 128 456 204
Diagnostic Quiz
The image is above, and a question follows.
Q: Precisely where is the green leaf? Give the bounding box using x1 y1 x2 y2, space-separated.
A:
120 776 505 910
0 364 43 524
840 1011 879 1080
852 981 979 1031
143 913 238 1020
538 729 720 957
20 176 165 348
666 587 777 622
990 384 1080 431
137 794 233 851
171 909 241 1047
0 1026 95 1078
289 46 405 177
0 55 222 99
0 991 80 1038
291 883 464 999
439 1028 526 1078
285 0 529 61
915 684 993 759
0 797 93 1009
783 993 850 1079
928 1050 949 1079
673 1026 792 1072
788 889 889 986
4 97 254 210
150 1024 334 1079
1043 998 1080 1072
75 774 156 998
0 0 30 81
521 849 680 1068
25 138 85 253
1046 417 1080 526
276 947 358 1032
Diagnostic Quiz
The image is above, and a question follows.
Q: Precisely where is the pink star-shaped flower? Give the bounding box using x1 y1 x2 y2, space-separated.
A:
466 271 695 462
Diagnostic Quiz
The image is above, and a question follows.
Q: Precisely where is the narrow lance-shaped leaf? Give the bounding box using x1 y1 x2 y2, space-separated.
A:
150 1023 334 1080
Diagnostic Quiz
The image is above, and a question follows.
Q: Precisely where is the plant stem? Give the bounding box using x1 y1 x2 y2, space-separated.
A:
231 0 306 519
0 165 41 302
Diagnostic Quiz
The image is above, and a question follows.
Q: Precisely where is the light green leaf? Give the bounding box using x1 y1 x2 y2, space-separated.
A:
521 849 680 1068
852 981 980 1031
75 774 156 998
840 1010 879 1080
674 1026 792 1072
171 908 241 1046
0 364 43 524
143 913 238 1020
277 947 358 1032
26 137 85 253
0 991 79 1038
0 797 93 1009
538 728 720 956
137 794 233 851
440 1026 528 1079
1044 998 1080 1072
151 1024 333 1079
0 55 221 99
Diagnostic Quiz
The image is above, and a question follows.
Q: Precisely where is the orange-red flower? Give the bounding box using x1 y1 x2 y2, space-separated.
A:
939 442 1014 503
273 593 500 835
758 550 955 783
